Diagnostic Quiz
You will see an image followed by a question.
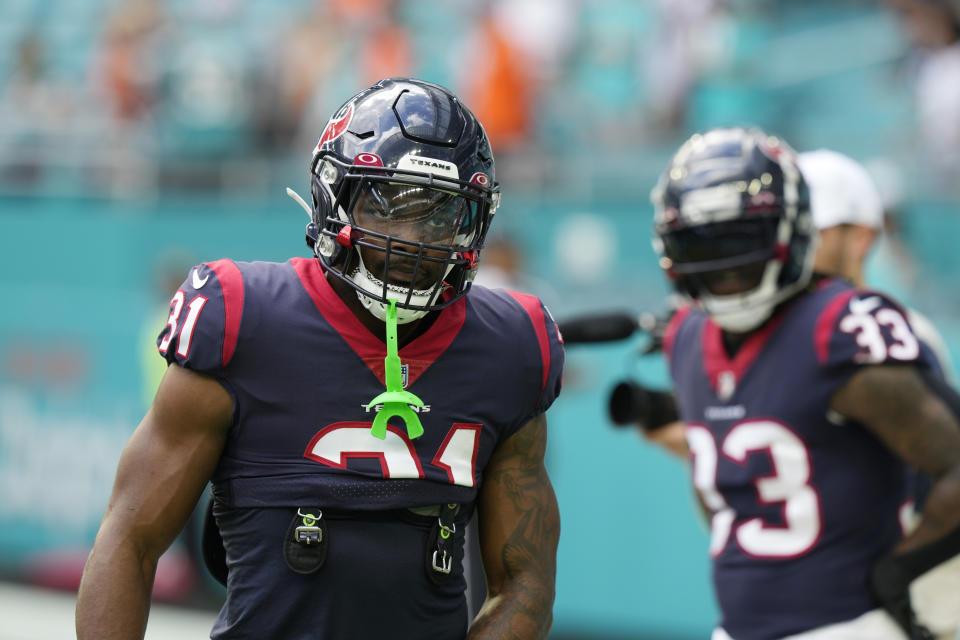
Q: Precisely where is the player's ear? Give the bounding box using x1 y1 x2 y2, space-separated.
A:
854 226 877 260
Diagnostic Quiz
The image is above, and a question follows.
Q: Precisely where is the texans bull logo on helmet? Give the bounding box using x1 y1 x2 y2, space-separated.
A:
317 103 354 150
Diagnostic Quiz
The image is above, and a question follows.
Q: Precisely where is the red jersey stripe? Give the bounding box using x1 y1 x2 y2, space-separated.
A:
207 259 245 367
505 291 550 393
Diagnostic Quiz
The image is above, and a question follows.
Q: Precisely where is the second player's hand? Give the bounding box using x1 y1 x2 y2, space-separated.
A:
641 420 690 459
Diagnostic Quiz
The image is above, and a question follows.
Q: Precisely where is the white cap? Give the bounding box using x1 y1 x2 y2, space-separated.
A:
797 149 885 231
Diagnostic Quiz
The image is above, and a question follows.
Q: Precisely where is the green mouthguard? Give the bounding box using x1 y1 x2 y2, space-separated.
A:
366 299 425 440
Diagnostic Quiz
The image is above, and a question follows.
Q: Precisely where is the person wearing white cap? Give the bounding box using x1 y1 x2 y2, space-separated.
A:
799 149 886 288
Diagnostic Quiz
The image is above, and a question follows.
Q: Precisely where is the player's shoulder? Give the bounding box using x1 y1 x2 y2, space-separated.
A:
235 258 300 279
158 258 297 372
466 284 558 336
802 276 907 332
663 304 705 360
798 275 859 311
465 285 564 423
205 258 296 285
803 277 924 369
467 284 563 368
191 258 302 303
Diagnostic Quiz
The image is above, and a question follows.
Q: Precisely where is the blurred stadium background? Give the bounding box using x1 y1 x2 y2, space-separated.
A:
2 0 960 638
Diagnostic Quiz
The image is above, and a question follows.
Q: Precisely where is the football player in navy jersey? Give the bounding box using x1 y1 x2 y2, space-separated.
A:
618 146 960 636
639 128 960 640
640 148 957 456
76 78 564 640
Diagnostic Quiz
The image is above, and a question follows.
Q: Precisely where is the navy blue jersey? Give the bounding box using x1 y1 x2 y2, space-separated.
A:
664 278 934 640
157 257 564 639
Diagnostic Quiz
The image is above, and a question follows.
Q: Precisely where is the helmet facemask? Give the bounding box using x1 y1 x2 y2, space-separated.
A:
311 154 496 324
657 214 816 332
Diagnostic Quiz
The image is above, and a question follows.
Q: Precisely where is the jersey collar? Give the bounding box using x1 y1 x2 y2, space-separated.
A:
291 257 466 387
702 310 785 400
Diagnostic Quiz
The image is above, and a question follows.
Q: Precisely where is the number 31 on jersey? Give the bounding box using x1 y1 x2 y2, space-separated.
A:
304 421 482 487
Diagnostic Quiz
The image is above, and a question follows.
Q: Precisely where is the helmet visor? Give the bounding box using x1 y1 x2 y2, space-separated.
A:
351 181 478 246
661 217 779 274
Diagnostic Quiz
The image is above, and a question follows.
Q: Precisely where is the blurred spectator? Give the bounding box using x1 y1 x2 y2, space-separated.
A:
96 0 165 125
254 0 413 153
556 1 657 149
885 0 960 185
330 0 389 22
91 0 167 195
0 29 77 187
457 5 539 153
487 0 576 87
357 0 414 86
474 233 557 306
252 1 343 150
645 0 732 133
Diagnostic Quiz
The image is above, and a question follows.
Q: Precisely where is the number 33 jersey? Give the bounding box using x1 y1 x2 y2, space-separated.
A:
664 277 936 640
156 257 564 639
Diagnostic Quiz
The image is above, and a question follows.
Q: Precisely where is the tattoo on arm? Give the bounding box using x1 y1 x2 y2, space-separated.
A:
469 414 560 640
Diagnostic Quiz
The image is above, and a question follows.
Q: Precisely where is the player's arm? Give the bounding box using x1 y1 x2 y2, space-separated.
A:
832 364 960 636
832 364 960 551
76 363 233 640
469 414 560 640
644 419 689 458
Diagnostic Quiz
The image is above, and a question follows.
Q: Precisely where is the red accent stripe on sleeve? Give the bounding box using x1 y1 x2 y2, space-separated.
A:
506 291 550 393
814 289 857 365
662 306 691 361
207 259 244 367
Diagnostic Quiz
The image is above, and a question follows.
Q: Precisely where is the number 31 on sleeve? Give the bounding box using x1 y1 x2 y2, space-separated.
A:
158 291 209 358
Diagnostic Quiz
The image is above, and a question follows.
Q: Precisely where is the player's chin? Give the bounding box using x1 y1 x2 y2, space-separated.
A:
382 261 444 289
363 254 444 290
389 271 442 291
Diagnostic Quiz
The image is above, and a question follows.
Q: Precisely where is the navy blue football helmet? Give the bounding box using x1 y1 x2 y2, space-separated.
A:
290 78 500 324
651 127 815 332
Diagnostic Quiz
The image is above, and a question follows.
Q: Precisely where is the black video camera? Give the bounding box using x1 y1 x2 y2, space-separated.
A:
607 380 678 433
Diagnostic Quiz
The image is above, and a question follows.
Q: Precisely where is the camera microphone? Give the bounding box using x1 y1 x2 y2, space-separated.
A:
557 312 639 344
557 309 674 353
